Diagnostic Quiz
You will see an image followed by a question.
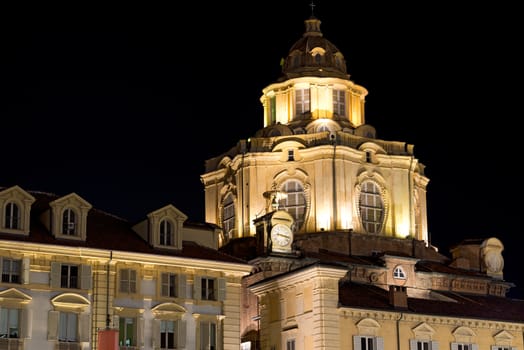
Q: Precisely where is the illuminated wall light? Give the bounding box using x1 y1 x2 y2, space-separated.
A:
397 220 410 238
317 211 331 232
339 211 353 230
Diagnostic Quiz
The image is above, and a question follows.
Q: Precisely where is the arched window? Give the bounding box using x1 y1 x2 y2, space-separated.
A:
278 180 306 231
393 266 406 279
159 219 173 246
222 194 235 240
5 202 20 229
359 181 384 234
62 208 76 235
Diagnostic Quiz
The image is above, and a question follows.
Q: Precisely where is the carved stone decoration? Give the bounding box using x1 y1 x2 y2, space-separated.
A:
480 237 504 279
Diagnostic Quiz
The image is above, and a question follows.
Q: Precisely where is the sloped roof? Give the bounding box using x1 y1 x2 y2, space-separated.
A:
339 281 524 323
0 189 248 265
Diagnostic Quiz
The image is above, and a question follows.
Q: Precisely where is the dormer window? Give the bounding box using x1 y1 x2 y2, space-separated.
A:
393 266 406 279
5 202 20 230
0 186 35 235
160 219 173 246
62 208 77 235
48 193 92 241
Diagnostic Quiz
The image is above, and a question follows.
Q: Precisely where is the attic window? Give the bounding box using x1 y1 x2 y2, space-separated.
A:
159 219 174 246
4 202 20 230
62 208 76 235
393 266 406 279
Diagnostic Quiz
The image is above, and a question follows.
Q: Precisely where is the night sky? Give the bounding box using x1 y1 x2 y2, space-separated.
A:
2 2 523 298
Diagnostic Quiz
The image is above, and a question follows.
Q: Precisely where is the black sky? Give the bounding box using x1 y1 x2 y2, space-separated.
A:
2 1 523 298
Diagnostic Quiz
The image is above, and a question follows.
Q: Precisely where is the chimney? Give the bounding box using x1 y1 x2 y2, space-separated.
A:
389 285 408 309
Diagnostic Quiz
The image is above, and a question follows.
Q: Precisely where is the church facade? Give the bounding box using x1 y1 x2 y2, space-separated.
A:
203 14 524 350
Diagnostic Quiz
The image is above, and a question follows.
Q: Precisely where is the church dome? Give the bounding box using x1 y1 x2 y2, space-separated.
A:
279 16 349 81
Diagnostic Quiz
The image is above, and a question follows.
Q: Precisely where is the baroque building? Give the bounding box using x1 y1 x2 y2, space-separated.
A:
202 13 524 350
2 8 524 350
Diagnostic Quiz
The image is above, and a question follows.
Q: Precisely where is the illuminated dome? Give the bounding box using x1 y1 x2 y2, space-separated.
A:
279 16 349 81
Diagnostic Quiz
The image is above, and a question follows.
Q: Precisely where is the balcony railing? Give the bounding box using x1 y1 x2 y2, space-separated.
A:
0 338 23 350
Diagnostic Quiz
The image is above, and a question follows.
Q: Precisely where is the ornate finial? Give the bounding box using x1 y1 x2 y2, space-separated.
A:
309 1 316 17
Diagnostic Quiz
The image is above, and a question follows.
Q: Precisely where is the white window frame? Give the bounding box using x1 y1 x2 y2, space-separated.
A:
222 194 235 240
59 312 78 342
359 181 384 234
200 321 217 350
333 89 346 117
393 266 406 280
410 339 439 350
159 219 173 246
451 343 478 350
353 336 384 350
295 88 310 116
62 208 77 235
0 307 20 338
1 258 21 284
4 202 20 230
119 268 137 294
278 180 306 231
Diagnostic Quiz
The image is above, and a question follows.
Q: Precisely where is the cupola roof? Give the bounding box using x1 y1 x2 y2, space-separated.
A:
279 16 349 81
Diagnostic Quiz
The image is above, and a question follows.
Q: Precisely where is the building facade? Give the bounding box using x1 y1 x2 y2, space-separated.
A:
0 186 252 350
202 14 524 350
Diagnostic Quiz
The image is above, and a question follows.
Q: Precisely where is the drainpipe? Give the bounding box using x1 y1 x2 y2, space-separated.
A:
331 133 337 230
396 312 403 350
106 251 112 328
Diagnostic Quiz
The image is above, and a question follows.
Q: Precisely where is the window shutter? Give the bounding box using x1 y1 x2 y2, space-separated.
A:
47 311 59 340
50 262 61 288
21 308 32 338
113 315 120 330
376 337 384 350
410 340 418 350
353 336 362 350
177 320 186 348
79 313 90 342
217 278 226 301
152 319 160 348
193 276 201 300
22 258 30 284
80 264 92 290
472 344 479 350
451 343 459 350
432 341 439 350
177 274 186 298
137 317 144 347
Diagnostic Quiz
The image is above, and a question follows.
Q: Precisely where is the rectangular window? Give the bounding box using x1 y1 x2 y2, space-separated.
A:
286 339 296 350
0 308 20 338
270 96 276 124
354 336 384 350
119 317 136 348
59 312 78 342
119 269 137 293
61 264 79 289
417 341 430 350
333 90 346 116
160 320 176 350
1 258 21 284
200 321 216 350
295 89 310 116
161 273 177 297
201 278 215 300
